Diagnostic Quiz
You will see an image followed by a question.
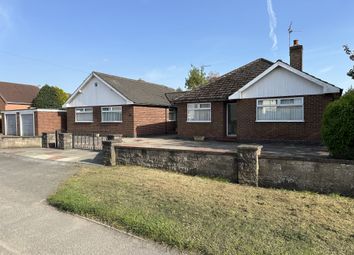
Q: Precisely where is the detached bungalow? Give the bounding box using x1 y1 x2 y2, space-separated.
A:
63 72 176 137
173 41 342 143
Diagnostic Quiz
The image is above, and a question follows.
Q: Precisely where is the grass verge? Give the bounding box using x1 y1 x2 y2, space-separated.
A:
48 165 354 255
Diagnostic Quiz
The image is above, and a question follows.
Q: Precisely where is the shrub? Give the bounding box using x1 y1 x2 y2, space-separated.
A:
32 85 69 109
321 90 354 159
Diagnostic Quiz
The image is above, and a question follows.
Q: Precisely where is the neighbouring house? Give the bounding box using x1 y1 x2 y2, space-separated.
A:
0 81 40 133
172 40 342 143
63 72 176 137
1 109 67 136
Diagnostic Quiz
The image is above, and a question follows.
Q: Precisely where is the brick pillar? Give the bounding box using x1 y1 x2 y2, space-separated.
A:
237 145 262 186
102 140 121 166
58 133 72 150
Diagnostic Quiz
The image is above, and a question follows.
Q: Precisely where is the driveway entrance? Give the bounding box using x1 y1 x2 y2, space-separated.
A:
0 153 177 254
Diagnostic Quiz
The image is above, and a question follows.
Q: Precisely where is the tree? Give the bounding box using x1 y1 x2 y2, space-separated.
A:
321 90 354 159
207 71 220 82
343 45 354 79
185 65 208 90
176 87 183 92
32 85 69 109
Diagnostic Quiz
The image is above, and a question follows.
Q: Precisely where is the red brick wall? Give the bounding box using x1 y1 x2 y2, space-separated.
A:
66 106 135 136
176 102 226 139
133 106 176 136
176 94 340 143
35 112 67 136
66 105 176 137
235 94 339 143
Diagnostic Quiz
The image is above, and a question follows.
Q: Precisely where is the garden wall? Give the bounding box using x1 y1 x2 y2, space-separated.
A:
259 156 354 196
102 141 354 196
0 136 42 148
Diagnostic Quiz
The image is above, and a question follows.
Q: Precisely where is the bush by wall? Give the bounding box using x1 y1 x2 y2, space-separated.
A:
321 90 354 159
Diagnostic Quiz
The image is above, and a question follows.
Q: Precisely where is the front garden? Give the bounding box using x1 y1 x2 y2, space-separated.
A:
48 165 354 255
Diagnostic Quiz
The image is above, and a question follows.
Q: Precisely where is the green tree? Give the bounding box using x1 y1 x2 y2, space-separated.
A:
185 65 208 90
343 45 354 79
32 85 69 109
321 90 354 159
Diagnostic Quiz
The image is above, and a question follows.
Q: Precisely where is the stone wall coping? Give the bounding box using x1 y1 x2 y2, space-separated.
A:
260 154 354 166
0 136 42 139
115 144 236 156
237 144 263 152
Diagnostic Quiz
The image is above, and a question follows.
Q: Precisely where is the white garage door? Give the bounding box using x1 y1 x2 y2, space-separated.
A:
5 114 17 135
21 114 34 136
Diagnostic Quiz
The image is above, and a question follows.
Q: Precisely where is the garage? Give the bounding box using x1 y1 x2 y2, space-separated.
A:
20 113 34 136
2 109 66 137
5 114 17 135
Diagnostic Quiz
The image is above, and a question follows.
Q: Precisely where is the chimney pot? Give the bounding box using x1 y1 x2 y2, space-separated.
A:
290 39 303 71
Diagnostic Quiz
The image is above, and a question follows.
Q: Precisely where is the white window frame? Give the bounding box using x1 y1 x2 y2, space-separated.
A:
256 97 304 122
19 112 35 136
187 103 212 123
75 107 93 123
4 113 17 136
101 106 122 123
168 108 176 122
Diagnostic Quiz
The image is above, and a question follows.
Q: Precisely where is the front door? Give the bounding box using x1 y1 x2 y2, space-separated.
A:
227 103 237 136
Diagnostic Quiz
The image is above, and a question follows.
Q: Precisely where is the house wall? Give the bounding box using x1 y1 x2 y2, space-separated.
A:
236 94 339 143
66 106 176 137
66 106 135 136
176 102 226 139
35 111 67 136
133 106 176 136
176 94 339 143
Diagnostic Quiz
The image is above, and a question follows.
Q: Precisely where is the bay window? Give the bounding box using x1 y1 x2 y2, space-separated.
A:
75 107 93 122
187 103 211 122
256 97 304 122
101 106 122 122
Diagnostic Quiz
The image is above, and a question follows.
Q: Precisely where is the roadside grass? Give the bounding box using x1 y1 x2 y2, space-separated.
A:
48 165 354 255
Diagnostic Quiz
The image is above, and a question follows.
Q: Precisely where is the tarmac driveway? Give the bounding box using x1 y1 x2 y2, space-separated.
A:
0 153 179 255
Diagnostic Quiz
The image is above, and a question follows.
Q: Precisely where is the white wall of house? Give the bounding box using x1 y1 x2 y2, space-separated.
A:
64 76 130 107
239 67 324 99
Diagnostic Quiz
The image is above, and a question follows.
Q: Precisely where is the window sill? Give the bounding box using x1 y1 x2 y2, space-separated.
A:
255 120 304 123
187 121 212 123
101 121 123 123
75 121 93 123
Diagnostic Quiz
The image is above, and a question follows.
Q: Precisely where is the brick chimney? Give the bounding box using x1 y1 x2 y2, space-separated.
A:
290 39 303 71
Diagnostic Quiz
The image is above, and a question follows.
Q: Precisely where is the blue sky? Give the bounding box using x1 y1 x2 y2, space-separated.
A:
0 0 353 93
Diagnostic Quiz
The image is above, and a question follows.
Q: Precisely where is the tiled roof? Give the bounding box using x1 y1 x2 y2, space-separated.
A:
0 81 39 104
173 58 274 102
94 72 175 106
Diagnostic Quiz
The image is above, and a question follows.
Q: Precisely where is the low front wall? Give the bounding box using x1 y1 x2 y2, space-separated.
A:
259 157 354 196
103 141 354 196
116 146 237 180
0 136 42 148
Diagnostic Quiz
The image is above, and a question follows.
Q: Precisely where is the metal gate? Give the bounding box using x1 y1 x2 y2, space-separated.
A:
72 132 107 151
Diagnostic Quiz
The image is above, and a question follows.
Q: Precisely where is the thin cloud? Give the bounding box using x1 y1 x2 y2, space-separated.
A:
266 0 277 50
319 66 334 74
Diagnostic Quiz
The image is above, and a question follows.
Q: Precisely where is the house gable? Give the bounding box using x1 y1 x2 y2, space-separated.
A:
63 73 133 108
229 61 341 100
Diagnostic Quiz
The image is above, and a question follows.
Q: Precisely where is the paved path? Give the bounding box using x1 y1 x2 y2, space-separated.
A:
0 153 179 255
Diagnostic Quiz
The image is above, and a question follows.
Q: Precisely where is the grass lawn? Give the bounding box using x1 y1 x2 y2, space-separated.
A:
48 165 354 255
